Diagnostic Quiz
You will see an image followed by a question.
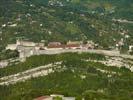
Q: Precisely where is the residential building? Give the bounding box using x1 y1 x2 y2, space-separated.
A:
129 45 133 52
34 94 75 100
34 96 52 100
47 45 65 50
66 44 81 49
16 40 36 47
6 44 17 50
0 61 8 68
66 41 82 49
47 42 63 50
67 41 82 45
48 42 61 46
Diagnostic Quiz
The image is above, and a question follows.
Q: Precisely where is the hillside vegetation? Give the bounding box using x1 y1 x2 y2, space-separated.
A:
0 0 133 51
0 53 132 100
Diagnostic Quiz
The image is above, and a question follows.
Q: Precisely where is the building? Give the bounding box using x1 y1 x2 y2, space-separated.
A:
6 40 37 50
66 41 82 49
34 94 75 100
86 40 95 49
6 44 17 50
67 41 83 45
48 42 61 46
129 45 133 52
16 40 36 47
66 44 81 49
67 41 82 45
17 45 37 58
81 42 95 50
34 96 52 100
0 61 8 68
47 42 63 50
35 43 45 50
47 45 65 50
37 43 45 47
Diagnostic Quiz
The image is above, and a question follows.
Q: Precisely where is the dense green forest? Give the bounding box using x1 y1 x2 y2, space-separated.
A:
0 0 133 51
0 53 132 100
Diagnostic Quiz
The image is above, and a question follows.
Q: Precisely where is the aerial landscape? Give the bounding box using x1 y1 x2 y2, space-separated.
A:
0 0 133 100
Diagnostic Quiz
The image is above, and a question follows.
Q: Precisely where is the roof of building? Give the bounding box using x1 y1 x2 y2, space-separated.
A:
48 42 61 46
47 45 65 48
67 41 82 45
34 96 51 100
66 44 80 48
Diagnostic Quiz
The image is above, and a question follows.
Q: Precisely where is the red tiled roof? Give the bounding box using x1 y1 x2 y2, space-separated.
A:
66 44 80 48
48 42 61 46
34 96 51 100
47 45 65 48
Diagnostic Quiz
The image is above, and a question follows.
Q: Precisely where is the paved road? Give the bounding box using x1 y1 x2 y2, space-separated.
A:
1 49 133 85
36 49 133 59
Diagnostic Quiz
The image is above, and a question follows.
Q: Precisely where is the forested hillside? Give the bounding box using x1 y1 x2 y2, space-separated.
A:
0 53 133 100
0 0 133 51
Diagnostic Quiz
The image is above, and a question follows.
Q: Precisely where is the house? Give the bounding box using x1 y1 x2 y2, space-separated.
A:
66 41 82 49
47 42 63 50
81 44 88 50
129 45 133 52
0 61 8 68
16 40 36 47
51 94 75 100
34 96 52 100
67 41 82 45
17 45 37 58
37 43 45 47
81 43 95 50
6 44 17 50
35 43 45 50
34 95 75 100
86 40 95 49
47 45 65 50
63 97 76 100
66 44 81 49
48 42 61 47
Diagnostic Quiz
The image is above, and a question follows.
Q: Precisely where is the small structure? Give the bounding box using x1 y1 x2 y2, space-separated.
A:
47 42 63 50
0 61 8 68
6 40 45 58
67 41 82 45
6 44 17 50
37 43 45 47
129 45 133 52
129 45 133 55
66 44 81 49
35 43 45 50
48 42 61 47
86 40 95 49
17 40 36 47
34 94 75 100
66 41 82 49
34 96 52 100
47 45 65 50
17 46 37 58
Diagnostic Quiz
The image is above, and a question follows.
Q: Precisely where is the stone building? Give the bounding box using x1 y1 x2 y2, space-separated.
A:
129 45 133 52
6 44 17 50
16 40 36 47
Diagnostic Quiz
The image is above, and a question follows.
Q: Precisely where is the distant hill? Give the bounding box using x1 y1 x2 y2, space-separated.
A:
0 0 133 52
